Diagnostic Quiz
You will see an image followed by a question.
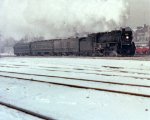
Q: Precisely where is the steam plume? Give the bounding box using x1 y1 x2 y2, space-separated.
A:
0 0 129 40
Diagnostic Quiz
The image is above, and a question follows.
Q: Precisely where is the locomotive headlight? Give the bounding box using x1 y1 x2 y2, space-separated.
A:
126 36 129 39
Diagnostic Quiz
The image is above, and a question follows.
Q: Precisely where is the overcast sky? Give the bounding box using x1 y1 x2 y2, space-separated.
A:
127 0 150 28
0 0 150 39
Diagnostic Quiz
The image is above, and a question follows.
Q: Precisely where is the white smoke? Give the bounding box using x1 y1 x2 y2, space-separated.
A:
0 0 129 40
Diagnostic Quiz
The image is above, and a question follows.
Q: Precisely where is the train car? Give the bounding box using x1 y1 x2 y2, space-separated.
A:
135 42 150 55
14 27 135 57
61 39 69 55
61 38 79 55
14 43 31 56
136 47 149 55
67 38 79 55
79 37 93 56
30 40 54 56
54 38 79 56
53 39 62 55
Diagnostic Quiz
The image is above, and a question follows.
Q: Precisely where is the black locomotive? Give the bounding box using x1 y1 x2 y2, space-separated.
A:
14 27 136 56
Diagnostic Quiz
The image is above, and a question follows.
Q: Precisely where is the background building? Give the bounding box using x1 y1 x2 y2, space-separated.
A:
133 24 150 54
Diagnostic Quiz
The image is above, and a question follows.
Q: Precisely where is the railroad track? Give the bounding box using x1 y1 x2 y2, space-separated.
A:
0 71 150 98
0 70 150 88
0 101 55 120
0 64 150 80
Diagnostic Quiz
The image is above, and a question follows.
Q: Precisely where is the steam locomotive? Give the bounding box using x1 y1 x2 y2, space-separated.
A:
14 27 136 56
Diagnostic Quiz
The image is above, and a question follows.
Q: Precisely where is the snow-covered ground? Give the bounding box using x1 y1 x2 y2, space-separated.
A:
0 56 150 120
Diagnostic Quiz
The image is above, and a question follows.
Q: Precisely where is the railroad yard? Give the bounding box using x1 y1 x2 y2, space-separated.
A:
0 56 150 120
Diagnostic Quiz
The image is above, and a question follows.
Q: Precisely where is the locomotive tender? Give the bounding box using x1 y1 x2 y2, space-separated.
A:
14 27 136 56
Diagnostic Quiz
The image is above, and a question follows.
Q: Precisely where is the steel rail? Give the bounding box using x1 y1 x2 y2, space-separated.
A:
0 74 150 98
0 70 150 88
0 101 55 120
